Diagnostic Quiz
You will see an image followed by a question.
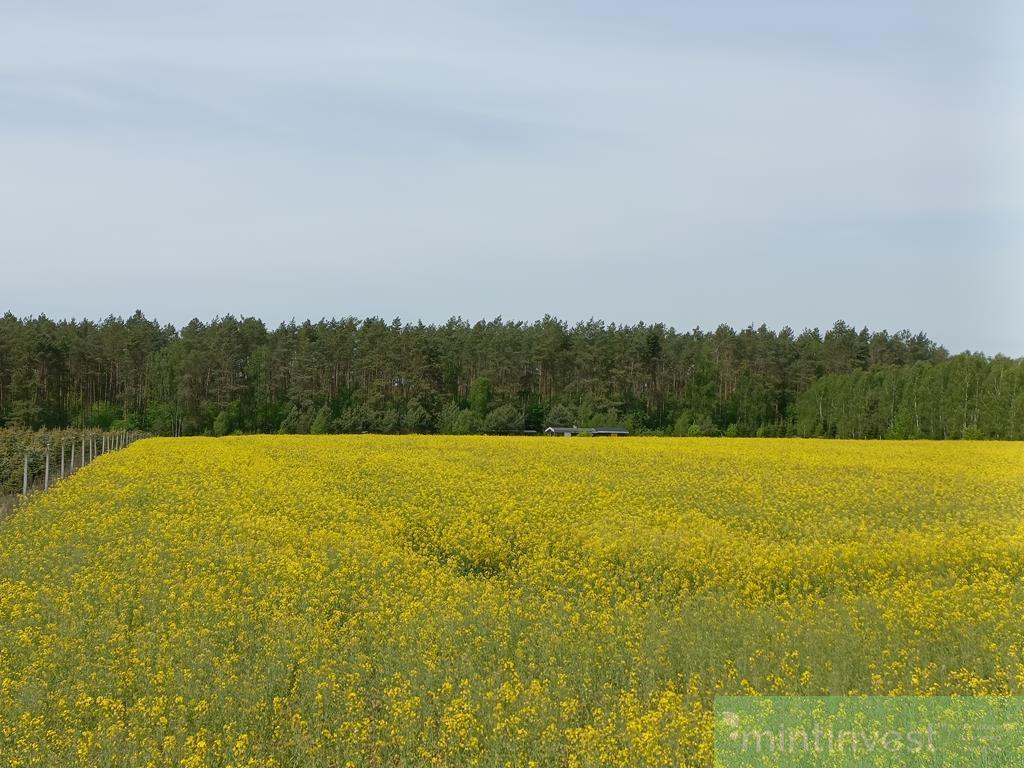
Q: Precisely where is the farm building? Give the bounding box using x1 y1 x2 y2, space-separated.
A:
590 426 629 437
544 426 580 437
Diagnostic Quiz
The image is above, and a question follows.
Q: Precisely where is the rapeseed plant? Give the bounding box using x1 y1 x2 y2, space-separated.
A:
0 436 1021 766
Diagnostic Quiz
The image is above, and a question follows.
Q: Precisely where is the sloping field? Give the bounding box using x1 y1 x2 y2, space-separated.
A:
1 436 1023 766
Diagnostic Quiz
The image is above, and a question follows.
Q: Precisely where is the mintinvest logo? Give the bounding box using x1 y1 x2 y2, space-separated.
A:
714 696 1024 767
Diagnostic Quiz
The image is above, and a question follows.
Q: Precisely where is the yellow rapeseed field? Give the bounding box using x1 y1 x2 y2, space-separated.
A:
1 436 1023 767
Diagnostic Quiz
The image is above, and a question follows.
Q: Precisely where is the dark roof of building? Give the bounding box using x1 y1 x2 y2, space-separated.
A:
544 425 579 433
590 426 629 434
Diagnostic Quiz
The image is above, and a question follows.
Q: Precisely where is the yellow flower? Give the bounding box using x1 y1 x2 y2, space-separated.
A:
0 435 1020 766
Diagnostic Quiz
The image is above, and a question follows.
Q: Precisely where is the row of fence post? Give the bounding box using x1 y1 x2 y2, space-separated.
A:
21 430 141 495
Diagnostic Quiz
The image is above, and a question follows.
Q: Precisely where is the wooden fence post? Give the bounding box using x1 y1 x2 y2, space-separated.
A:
44 447 50 490
81 435 86 467
61 442 66 479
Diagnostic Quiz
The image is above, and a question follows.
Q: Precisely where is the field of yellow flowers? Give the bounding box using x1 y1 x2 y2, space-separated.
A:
1 436 1023 767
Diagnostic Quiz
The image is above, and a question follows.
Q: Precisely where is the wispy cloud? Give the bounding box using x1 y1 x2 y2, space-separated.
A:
1 1 1021 354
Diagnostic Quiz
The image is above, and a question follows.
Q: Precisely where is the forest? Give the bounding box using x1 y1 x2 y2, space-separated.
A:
1 311 1021 439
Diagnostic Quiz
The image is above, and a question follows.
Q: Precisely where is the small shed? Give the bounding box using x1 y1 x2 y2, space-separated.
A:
590 426 629 437
544 426 580 437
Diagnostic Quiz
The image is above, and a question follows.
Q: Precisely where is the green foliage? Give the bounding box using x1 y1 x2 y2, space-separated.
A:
402 401 433 433
334 404 376 433
684 416 720 437
87 401 121 430
0 312 1018 439
524 395 545 432
145 401 176 436
484 403 523 434
673 411 692 436
468 377 492 419
110 417 137 432
6 401 42 429
792 355 1024 440
212 401 241 437
376 408 401 435
439 403 480 435
277 404 311 435
584 411 622 429
544 403 575 428
309 405 332 435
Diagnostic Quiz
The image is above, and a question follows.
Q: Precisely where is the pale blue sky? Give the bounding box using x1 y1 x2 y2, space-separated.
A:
2 1 1021 354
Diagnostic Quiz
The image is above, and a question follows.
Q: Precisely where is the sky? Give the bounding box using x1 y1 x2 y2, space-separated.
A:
1 1 1021 355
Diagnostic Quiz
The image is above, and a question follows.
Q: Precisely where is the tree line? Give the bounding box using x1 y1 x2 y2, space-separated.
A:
0 311 1020 439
